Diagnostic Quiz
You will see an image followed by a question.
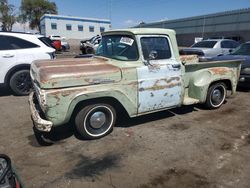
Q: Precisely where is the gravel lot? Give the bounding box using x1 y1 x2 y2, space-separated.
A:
0 83 250 188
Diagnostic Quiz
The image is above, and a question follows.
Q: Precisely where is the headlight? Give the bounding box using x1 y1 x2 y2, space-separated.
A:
34 83 47 112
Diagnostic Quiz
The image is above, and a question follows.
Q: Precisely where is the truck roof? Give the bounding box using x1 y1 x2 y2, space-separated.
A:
102 28 176 36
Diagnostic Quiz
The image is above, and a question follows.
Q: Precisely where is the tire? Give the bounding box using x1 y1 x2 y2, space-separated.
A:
205 82 227 109
85 47 94 54
33 126 54 146
62 46 66 52
75 103 116 139
9 69 32 96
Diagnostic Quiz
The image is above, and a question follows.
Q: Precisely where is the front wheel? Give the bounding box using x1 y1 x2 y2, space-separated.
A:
205 82 227 109
75 103 116 139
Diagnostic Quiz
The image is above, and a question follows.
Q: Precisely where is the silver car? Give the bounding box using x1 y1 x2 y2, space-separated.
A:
180 39 239 58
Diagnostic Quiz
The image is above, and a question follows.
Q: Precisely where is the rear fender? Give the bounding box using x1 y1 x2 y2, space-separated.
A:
188 67 236 102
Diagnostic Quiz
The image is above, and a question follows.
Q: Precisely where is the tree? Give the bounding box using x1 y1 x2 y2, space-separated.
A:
20 0 57 32
0 0 16 31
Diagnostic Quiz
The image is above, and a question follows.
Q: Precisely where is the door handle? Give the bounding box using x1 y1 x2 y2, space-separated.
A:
172 64 181 69
2 54 14 58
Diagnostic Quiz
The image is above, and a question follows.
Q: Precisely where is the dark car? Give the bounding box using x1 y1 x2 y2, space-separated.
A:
211 42 250 87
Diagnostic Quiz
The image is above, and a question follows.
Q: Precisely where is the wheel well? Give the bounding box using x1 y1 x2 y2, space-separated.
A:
4 64 30 85
71 97 129 121
209 79 232 91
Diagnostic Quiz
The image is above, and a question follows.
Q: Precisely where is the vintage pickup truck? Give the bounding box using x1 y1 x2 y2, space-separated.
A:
29 28 241 141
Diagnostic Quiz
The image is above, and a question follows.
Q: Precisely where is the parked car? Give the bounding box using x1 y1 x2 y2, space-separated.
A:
29 28 241 144
211 42 250 87
80 35 101 54
52 40 62 51
0 32 55 95
180 39 240 58
49 35 70 51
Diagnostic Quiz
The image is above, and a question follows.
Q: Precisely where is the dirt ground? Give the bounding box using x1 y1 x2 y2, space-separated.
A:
0 84 250 188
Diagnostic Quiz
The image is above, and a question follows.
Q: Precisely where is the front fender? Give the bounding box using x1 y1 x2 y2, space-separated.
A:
45 86 137 126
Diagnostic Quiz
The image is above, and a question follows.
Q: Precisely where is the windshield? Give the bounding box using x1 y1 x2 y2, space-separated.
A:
96 35 138 61
192 41 217 48
231 43 250 55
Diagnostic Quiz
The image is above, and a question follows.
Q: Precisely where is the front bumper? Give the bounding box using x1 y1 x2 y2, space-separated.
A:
28 92 53 132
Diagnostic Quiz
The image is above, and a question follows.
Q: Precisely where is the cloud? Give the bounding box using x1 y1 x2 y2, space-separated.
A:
123 19 138 27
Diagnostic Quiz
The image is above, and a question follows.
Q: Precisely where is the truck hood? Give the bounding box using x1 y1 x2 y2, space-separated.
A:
31 57 122 89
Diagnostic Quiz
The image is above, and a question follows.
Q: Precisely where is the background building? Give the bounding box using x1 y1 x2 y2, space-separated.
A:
40 14 111 39
136 8 250 46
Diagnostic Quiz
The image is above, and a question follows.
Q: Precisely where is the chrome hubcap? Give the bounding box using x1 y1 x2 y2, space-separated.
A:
89 111 106 129
211 88 222 104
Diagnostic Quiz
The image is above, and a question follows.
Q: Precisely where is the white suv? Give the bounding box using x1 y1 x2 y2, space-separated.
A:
0 32 55 95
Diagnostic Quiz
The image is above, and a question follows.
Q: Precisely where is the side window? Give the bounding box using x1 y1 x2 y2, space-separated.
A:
0 36 13 50
100 27 105 32
221 41 239 48
66 24 72 30
89 26 94 32
1 36 39 50
140 37 171 60
78 25 83 31
51 23 57 30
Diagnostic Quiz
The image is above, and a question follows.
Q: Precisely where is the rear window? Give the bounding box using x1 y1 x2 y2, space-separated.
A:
192 41 217 48
39 37 54 48
221 41 239 48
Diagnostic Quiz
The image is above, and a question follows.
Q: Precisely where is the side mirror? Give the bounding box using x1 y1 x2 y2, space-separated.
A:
144 50 158 66
229 49 233 53
148 50 158 60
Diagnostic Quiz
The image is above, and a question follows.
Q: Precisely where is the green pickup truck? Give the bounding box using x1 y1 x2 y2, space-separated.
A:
29 28 241 141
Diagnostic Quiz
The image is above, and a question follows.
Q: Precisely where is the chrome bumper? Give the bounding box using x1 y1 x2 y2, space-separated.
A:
28 92 53 132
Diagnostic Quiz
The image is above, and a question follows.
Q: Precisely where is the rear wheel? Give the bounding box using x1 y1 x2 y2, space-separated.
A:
9 69 32 96
205 82 227 109
75 103 116 139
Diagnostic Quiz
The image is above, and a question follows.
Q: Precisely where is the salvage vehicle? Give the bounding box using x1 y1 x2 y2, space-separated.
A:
29 28 241 143
180 39 239 58
80 35 101 54
210 42 250 87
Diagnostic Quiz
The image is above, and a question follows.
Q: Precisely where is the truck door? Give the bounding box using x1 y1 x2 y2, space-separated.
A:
137 35 183 113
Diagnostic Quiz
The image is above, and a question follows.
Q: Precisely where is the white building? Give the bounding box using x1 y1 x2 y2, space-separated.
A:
40 14 111 39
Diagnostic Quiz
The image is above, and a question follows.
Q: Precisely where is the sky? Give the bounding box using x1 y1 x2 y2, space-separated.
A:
8 0 250 31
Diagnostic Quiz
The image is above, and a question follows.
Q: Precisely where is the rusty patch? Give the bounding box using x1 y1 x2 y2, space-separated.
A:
33 56 107 68
209 67 231 75
39 63 120 84
180 55 199 63
139 82 182 92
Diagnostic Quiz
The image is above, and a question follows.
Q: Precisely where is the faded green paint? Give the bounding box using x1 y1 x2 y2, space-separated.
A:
30 28 242 128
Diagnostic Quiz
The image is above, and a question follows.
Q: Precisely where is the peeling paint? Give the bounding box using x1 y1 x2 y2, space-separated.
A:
209 67 231 75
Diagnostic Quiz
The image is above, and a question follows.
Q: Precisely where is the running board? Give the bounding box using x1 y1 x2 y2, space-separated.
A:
183 97 200 105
